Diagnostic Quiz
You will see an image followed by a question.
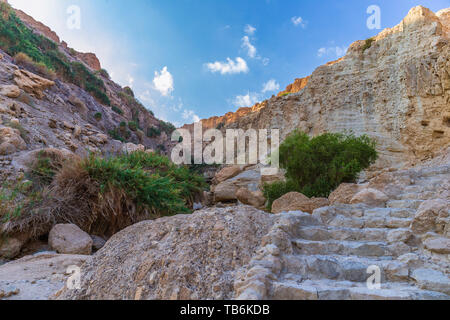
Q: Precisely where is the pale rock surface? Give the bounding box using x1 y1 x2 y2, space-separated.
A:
411 199 449 234
214 169 261 203
272 192 330 214
57 206 275 300
0 84 20 98
48 224 93 255
236 188 266 208
13 69 54 99
350 188 389 207
214 165 243 184
0 252 91 300
329 183 365 204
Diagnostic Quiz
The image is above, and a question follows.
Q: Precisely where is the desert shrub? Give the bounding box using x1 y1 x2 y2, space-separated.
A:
263 131 377 210
97 68 110 79
26 149 70 189
362 38 375 52
159 120 176 135
111 105 123 115
280 92 292 97
123 86 134 97
2 152 206 238
128 121 138 132
94 112 102 121
147 126 161 138
108 128 124 142
6 120 28 143
216 122 225 130
13 52 56 80
0 179 42 224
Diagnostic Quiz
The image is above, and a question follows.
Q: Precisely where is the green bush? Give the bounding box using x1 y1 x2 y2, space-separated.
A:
111 105 123 115
128 121 138 132
94 112 102 121
147 126 161 138
362 38 375 52
263 131 378 210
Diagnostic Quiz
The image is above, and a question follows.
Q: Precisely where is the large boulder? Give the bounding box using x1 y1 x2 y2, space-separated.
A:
272 192 329 214
48 224 93 255
0 252 91 300
350 188 389 207
57 206 275 300
329 183 364 204
214 165 243 184
236 188 266 208
0 236 26 259
411 199 449 234
214 169 261 203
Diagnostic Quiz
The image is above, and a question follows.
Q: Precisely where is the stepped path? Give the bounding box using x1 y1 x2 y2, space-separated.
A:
234 163 450 300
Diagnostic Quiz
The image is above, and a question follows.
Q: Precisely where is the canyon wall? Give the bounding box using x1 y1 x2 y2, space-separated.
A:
187 7 450 170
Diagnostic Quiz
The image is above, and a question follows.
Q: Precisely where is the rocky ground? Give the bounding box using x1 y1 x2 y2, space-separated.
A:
0 4 449 300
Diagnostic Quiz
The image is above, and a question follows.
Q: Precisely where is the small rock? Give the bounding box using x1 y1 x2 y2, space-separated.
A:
91 236 107 252
423 237 450 254
49 224 93 255
411 268 450 295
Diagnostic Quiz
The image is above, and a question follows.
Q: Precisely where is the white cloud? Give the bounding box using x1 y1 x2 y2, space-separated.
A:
262 79 280 93
244 24 256 35
182 109 200 123
291 16 307 28
153 66 174 96
206 57 249 75
126 74 134 88
241 36 257 58
234 92 260 108
317 46 348 58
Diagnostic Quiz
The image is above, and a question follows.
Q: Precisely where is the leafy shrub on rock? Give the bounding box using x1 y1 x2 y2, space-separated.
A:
263 131 377 210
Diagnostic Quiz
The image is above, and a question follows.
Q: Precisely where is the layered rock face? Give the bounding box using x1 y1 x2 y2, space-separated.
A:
186 6 450 169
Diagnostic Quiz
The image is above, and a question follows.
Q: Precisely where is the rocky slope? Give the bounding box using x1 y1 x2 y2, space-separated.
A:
0 1 173 183
186 6 450 170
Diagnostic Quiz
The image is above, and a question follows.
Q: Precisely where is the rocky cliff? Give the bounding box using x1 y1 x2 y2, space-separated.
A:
186 6 450 170
0 2 173 183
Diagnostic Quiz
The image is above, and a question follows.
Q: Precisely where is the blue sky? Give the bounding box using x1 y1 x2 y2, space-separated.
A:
8 0 450 126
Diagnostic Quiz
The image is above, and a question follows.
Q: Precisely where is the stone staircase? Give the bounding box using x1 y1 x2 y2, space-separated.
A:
234 164 450 300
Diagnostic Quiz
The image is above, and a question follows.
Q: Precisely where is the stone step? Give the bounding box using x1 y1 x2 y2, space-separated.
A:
327 215 413 229
270 280 450 300
282 254 409 283
292 239 411 257
386 200 424 210
364 207 416 219
297 226 416 245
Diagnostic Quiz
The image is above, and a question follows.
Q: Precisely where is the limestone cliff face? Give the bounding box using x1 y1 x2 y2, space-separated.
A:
188 6 450 169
